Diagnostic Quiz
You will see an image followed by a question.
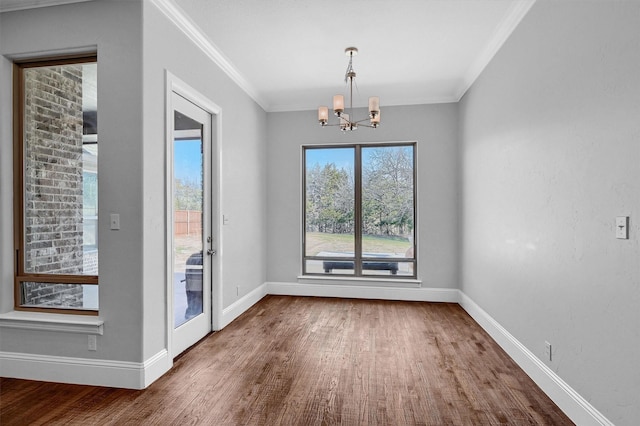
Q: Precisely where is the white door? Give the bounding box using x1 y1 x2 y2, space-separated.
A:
170 92 217 356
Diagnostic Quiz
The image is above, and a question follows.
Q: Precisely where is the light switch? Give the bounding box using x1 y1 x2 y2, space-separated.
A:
110 213 120 230
616 216 628 239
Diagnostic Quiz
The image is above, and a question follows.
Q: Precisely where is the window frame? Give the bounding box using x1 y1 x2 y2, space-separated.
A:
13 54 99 315
302 142 417 279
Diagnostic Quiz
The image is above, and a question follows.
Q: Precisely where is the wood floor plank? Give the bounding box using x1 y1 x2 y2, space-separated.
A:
0 296 574 425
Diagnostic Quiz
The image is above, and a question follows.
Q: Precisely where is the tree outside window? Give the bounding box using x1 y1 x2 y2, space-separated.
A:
303 143 416 277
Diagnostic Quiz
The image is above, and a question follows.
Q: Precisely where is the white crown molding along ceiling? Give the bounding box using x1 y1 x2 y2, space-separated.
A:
149 0 269 110
1 0 536 112
455 0 536 101
152 0 535 112
0 0 90 12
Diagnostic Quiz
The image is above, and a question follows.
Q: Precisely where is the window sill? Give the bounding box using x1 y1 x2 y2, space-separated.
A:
297 275 422 288
0 311 104 335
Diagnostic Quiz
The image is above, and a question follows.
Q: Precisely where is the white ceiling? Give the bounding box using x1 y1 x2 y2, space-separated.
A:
1 0 536 112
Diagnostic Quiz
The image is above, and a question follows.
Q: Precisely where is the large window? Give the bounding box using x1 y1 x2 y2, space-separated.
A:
303 143 416 278
13 55 98 314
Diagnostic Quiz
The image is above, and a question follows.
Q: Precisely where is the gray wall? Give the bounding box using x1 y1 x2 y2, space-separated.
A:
141 2 268 358
3 2 638 421
0 0 268 368
266 104 459 288
0 1 145 362
459 1 640 424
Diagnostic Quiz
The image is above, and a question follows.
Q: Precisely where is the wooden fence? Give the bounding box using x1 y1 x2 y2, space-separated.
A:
175 210 202 236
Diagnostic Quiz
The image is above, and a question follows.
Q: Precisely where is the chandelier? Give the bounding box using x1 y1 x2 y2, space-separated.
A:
317 47 380 131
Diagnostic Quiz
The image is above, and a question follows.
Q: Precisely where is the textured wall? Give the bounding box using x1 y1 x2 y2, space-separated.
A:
266 104 459 288
142 0 268 358
1 0 145 364
459 1 640 424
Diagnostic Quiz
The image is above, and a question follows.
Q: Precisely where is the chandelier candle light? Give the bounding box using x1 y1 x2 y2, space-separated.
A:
318 47 380 131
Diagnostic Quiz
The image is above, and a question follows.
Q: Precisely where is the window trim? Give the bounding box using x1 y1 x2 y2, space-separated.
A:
13 54 99 316
302 142 417 279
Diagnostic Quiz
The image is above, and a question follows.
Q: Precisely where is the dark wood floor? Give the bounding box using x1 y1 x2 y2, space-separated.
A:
1 296 573 425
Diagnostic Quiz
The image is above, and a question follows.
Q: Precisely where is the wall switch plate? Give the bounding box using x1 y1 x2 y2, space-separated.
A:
545 341 552 362
616 216 629 239
110 213 120 230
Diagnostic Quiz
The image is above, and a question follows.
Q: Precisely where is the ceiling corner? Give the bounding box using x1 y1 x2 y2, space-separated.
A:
149 0 269 111
454 0 536 101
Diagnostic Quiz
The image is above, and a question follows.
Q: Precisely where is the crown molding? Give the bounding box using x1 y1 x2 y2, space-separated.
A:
0 0 91 12
3 0 533 111
150 0 269 111
455 0 536 101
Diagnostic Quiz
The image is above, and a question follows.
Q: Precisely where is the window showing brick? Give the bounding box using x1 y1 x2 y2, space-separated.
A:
14 56 98 314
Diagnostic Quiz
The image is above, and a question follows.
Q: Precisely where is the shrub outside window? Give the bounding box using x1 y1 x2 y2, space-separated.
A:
13 55 98 314
303 143 416 278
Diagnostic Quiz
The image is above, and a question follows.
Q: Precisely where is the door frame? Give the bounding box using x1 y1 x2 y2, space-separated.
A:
165 71 223 360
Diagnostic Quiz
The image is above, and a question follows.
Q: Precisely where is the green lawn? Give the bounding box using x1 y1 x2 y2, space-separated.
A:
306 232 411 256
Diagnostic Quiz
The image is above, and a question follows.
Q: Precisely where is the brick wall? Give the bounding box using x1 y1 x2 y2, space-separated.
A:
21 282 85 308
21 64 86 307
83 249 99 275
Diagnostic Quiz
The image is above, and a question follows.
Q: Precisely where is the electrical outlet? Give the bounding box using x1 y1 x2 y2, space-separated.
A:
544 341 552 362
88 335 97 351
236 285 240 296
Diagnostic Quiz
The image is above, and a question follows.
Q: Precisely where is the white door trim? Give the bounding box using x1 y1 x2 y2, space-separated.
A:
165 71 223 362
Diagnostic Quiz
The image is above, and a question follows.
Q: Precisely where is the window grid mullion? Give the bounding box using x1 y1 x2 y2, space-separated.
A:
354 145 362 276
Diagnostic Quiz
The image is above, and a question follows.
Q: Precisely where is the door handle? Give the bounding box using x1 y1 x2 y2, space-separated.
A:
207 249 217 256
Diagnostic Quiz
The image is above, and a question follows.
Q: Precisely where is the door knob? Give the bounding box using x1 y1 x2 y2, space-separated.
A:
207 249 217 256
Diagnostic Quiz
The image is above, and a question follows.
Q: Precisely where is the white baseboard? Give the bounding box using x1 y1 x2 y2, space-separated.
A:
262 283 612 425
142 349 172 388
0 349 170 390
220 282 268 329
266 281 460 303
0 283 615 426
459 292 613 426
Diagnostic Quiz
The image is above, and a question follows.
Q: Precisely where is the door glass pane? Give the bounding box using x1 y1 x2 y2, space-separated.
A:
173 111 204 328
304 148 355 261
361 146 414 260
